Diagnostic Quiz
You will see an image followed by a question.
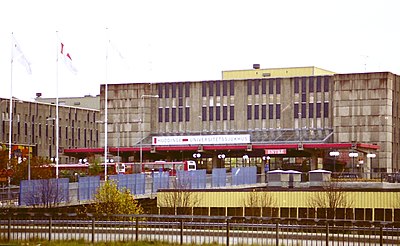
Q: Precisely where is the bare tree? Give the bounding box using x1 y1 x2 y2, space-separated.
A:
243 189 275 208
21 178 68 208
308 182 353 217
158 177 201 215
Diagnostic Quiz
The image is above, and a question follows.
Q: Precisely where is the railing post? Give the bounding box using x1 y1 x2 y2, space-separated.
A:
48 216 52 241
180 219 184 245
325 221 329 245
226 218 230 246
7 215 11 242
91 217 95 244
275 221 279 246
135 217 139 241
379 225 383 246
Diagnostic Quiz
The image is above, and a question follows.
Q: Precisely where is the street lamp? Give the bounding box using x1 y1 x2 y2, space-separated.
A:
349 152 358 173
140 94 159 164
329 151 340 173
242 154 249 167
218 153 226 168
367 153 376 179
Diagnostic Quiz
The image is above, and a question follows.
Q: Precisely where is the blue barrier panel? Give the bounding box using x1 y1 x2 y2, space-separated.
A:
135 173 146 195
248 166 257 184
176 170 191 189
232 167 244 186
78 176 100 201
212 168 227 187
19 178 69 206
190 169 207 189
152 172 170 193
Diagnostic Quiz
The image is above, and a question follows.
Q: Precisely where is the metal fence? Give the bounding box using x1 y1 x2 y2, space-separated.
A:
0 213 399 245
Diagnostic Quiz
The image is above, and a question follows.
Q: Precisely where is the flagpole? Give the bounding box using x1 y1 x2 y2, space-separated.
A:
104 27 109 181
8 33 14 199
55 31 59 179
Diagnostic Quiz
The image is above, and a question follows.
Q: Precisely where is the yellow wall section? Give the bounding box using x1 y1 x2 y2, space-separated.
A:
222 66 336 79
157 191 400 209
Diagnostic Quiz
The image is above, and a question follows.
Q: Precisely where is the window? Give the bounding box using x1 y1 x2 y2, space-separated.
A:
262 105 267 119
209 81 214 96
309 77 314 92
216 106 221 121
324 102 329 118
254 105 259 120
316 102 322 118
301 103 306 118
223 81 228 96
294 103 299 118
276 79 281 94
223 106 228 120
324 76 330 92
185 83 190 97
294 78 299 93
158 84 163 98
158 108 163 122
178 83 183 98
247 80 252 95
230 81 235 96
202 82 207 97
262 79 267 94
165 83 170 98
247 105 252 120
316 77 322 92
269 79 274 94
178 107 183 122
216 81 221 96
309 103 314 118
209 106 214 121
254 80 259 95
229 105 234 120
302 77 307 93
276 104 281 119
165 108 170 122
202 107 207 121
171 83 176 98
185 107 190 122
172 108 176 122
268 104 274 119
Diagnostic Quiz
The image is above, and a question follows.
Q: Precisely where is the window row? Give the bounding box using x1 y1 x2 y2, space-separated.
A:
294 76 331 94
294 102 329 118
158 83 191 98
247 79 282 95
202 106 235 121
158 107 190 123
202 81 235 97
247 104 281 120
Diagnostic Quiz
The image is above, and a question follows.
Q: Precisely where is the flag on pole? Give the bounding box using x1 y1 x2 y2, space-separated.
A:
12 36 32 75
60 42 77 74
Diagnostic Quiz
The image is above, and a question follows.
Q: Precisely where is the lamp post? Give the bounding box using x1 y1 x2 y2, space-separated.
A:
329 151 340 173
193 152 201 166
367 153 376 179
242 154 249 167
349 152 358 173
140 94 159 164
218 153 226 168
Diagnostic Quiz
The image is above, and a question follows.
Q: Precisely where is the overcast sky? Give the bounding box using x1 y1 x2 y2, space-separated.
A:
1 0 399 101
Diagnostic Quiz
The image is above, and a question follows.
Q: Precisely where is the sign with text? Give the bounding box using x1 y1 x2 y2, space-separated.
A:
152 134 251 146
265 149 287 155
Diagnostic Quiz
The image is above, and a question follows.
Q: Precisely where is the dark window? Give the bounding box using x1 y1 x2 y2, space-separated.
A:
230 81 235 95
229 105 234 120
216 81 221 96
269 79 274 94
324 76 330 92
178 83 183 98
247 80 252 95
209 81 214 96
165 83 170 98
247 105 252 120
209 106 214 121
294 78 299 93
324 102 329 118
254 80 259 95
178 98 183 107
262 79 267 94
172 108 176 122
294 104 299 118
165 108 170 122
171 83 176 98
185 107 190 122
202 107 207 121
276 79 281 94
301 103 306 118
223 106 228 120
316 103 322 118
185 83 190 97
276 104 281 119
302 93 307 102
216 106 221 121
309 77 314 92
262 105 267 119
202 82 207 97
309 103 314 118
65 126 68 139
24 122 28 135
254 105 259 120
268 104 274 119
178 107 183 122
39 124 42 137
158 84 163 98
316 77 322 92
223 81 228 96
158 108 163 122
46 124 48 137
302 77 307 93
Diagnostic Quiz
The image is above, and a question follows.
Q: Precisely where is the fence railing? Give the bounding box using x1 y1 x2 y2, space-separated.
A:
0 213 399 245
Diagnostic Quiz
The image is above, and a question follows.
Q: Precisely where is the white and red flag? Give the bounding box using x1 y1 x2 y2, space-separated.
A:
60 42 77 74
12 35 32 75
